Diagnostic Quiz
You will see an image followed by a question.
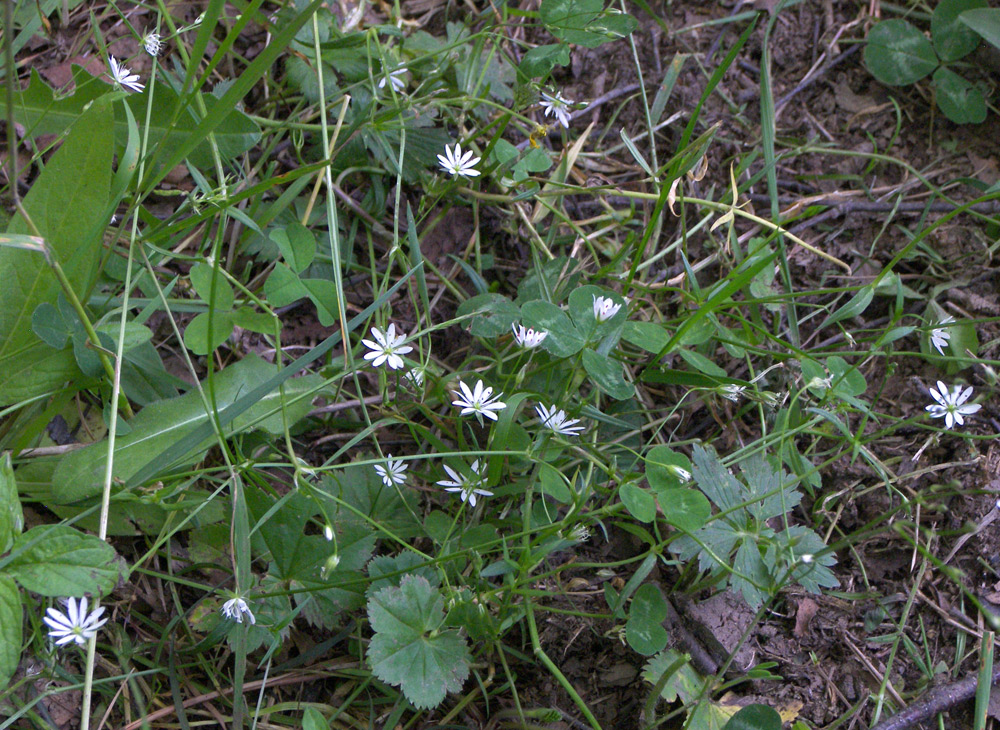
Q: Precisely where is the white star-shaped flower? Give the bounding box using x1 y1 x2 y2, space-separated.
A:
593 295 622 322
535 403 585 436
404 368 424 387
43 597 108 647
512 323 548 349
361 323 413 370
143 32 162 57
930 315 955 356
374 455 407 486
437 143 481 178
719 384 746 402
378 67 406 93
926 381 982 429
452 379 506 421
221 596 256 625
108 56 144 92
437 460 492 507
540 90 574 128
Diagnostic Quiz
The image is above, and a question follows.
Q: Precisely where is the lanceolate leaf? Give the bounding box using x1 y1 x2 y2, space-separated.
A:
0 575 20 690
0 97 114 402
0 453 24 554
51 355 323 502
0 67 261 168
5 525 119 596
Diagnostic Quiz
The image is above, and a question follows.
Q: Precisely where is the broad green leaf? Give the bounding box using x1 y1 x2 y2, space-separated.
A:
302 707 328 730
247 487 374 584
960 7 1000 50
619 482 656 523
827 356 866 397
626 583 668 655
642 649 707 703
367 552 438 598
318 461 421 540
7 524 118 596
51 355 322 502
189 263 235 312
232 307 275 334
0 97 113 402
677 348 727 378
0 575 20 690
824 286 873 328
691 443 743 512
540 0 637 47
645 446 693 492
568 285 626 333
301 279 340 327
456 293 521 338
933 67 987 124
367 575 471 709
582 349 634 400
264 264 340 326
731 536 772 608
932 0 986 61
722 704 782 730
655 488 710 534
264 262 311 307
519 43 571 79
520 300 585 357
864 20 938 86
183 310 236 356
622 320 671 354
513 147 553 175
0 67 261 168
270 222 316 274
0 453 24 553
31 300 73 349
539 462 573 503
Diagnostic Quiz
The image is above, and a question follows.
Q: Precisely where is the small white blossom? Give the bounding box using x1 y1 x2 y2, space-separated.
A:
566 524 591 542
43 597 108 647
324 524 334 540
452 379 506 421
361 323 413 370
437 143 481 179
404 368 424 387
535 403 585 436
374 455 407 487
669 465 692 482
512 323 548 349
926 381 982 429
800 554 814 564
108 56 144 93
930 315 955 356
540 90 574 128
221 596 256 625
143 32 162 57
378 67 406 93
437 460 492 507
593 295 622 322
720 384 745 402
